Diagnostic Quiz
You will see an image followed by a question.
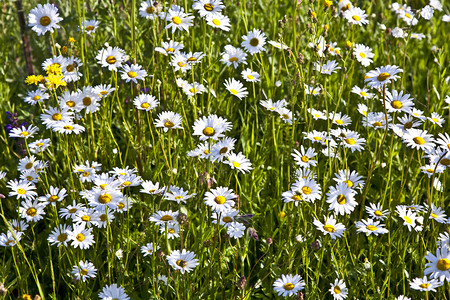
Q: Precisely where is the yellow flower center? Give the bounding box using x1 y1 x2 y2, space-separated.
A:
232 161 241 168
177 62 186 67
26 207 37 216
76 233 85 242
81 215 91 222
66 100 76 107
431 213 438 218
57 233 67 242
334 286 341 294
352 15 361 21
117 202 125 209
189 88 198 94
166 47 175 53
375 210 383 216
391 100 403 109
40 16 51 26
436 258 450 271
250 38 259 47
337 194 346 205
247 75 254 80
25 162 33 169
426 169 434 173
301 156 309 163
219 147 228 154
36 142 44 146
161 215 173 221
64 125 73 130
215 196 227 205
229 57 238 63
432 118 439 123
85 25 94 31
21 131 29 137
223 216 232 223
106 56 117 64
164 121 175 128
360 52 366 58
366 225 377 231
292 194 302 201
345 138 355 145
229 89 238 95
172 16 182 25
52 113 62 121
168 228 175 234
49 195 59 202
345 180 353 187
98 194 111 204
405 13 411 19
17 188 26 195
33 95 41 101
100 214 107 222
440 158 450 166
81 268 89 275
69 208 77 213
83 97 92 106
403 216 413 224
323 224 335 232
372 121 382 127
302 186 311 195
314 136 322 141
203 127 215 136
283 283 295 291
212 19 221 26
377 72 390 81
336 119 344 125
413 137 425 145
127 71 138 78
141 102 150 109
419 283 430 289
360 91 367 97
204 3 214 11
146 6 155 13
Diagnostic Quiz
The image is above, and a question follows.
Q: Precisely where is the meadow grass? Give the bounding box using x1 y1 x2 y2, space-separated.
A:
0 0 449 299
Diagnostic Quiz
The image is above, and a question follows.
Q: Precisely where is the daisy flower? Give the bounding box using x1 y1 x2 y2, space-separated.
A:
334 169 364 190
396 206 419 231
268 40 289 50
343 7 369 26
72 260 97 282
192 115 231 141
121 64 147 84
427 112 444 127
133 94 159 111
164 9 194 33
47 224 72 247
139 1 161 19
154 111 183 132
68 224 95 249
38 186 67 206
206 13 231 31
225 152 253 173
305 85 322 96
313 216 346 239
164 186 196 204
314 60 341 75
182 82 206 96
149 210 179 226
356 219 388 236
160 222 180 239
402 128 435 151
212 208 238 226
424 245 450 282
353 44 374 66
224 78 248 99
427 203 447 224
385 90 414 113
210 137 236 162
204 186 237 213
0 230 23 247
7 179 37 200
19 199 45 222
98 284 130 300
291 177 322 203
330 112 352 126
9 124 39 139
24 89 49 105
366 203 389 220
273 274 305 297
410 276 442 292
241 69 260 82
241 28 267 54
79 86 101 114
339 130 366 153
352 86 374 99
364 65 403 89
27 3 63 36
292 146 317 168
167 249 199 274
260 99 287 113
192 0 224 16
221 45 247 68
155 40 184 56
329 279 348 300
80 20 100 35
326 182 358 215
94 84 116 98
141 243 160 257
278 107 294 124
96 46 126 71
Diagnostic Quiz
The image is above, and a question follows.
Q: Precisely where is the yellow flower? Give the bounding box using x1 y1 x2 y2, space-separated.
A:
279 211 286 218
25 75 45 85
324 0 333 7
45 73 67 89
68 37 75 43
46 63 62 75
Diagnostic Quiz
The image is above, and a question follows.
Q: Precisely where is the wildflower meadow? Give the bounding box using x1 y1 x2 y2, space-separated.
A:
1 0 450 299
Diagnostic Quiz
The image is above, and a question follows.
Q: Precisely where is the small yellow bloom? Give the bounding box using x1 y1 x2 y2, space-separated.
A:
279 211 286 218
324 0 333 7
25 75 45 85
346 41 353 48
45 73 67 89
68 37 75 43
